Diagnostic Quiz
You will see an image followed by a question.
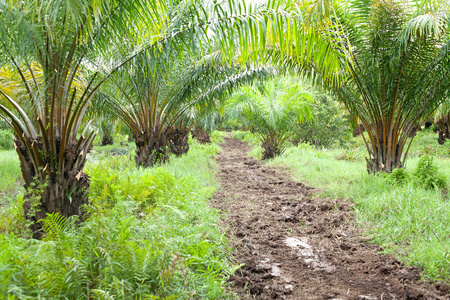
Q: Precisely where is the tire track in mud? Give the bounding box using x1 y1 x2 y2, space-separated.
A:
211 136 449 300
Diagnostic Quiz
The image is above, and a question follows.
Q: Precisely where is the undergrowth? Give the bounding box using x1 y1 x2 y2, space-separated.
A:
412 155 447 190
0 150 22 201
234 129 450 282
0 139 235 299
210 130 227 144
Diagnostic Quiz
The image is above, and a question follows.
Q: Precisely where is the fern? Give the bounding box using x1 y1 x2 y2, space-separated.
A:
413 155 447 190
40 212 73 240
388 168 410 185
0 140 234 298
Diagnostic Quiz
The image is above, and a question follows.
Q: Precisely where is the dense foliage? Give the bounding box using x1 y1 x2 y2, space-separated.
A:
292 93 350 148
0 0 343 232
0 0 173 237
0 138 235 299
107 51 271 167
1 0 450 296
0 129 13 150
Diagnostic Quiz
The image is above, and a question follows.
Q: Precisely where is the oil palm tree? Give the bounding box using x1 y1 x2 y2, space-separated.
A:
0 0 170 237
187 63 274 146
227 77 313 159
97 117 118 146
191 111 222 144
301 0 450 173
87 92 121 146
189 97 227 145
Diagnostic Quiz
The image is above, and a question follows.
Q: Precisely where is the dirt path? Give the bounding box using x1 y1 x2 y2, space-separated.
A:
211 136 449 300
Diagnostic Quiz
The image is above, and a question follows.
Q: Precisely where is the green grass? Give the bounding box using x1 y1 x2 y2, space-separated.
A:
0 138 137 203
235 129 450 282
0 139 236 299
0 150 22 202
210 130 228 144
90 140 136 157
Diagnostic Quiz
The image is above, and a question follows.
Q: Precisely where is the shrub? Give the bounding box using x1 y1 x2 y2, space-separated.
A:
0 130 13 150
387 168 410 185
210 130 227 144
438 139 450 156
87 156 176 210
292 94 351 148
232 130 260 145
413 155 447 190
382 157 447 191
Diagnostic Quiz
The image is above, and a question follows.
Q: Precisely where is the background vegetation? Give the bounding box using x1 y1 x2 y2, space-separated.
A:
291 93 351 148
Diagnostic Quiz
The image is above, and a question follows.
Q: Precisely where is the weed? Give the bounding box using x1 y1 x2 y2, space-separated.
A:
413 155 447 191
232 130 260 145
210 131 227 144
0 150 22 198
387 168 410 185
335 146 363 161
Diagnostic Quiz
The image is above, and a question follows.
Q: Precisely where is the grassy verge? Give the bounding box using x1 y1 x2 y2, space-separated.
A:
0 150 22 203
0 139 236 299
234 129 450 282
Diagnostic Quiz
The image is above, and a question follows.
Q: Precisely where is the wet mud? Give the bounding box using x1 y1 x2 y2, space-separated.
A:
211 136 449 299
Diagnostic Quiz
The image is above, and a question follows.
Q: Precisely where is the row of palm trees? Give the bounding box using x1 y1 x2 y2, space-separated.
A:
105 51 272 167
1 0 449 237
0 0 312 237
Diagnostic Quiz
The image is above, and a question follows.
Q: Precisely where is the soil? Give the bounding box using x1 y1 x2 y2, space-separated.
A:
211 136 450 300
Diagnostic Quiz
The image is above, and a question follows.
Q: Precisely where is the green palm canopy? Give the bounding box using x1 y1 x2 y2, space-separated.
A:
227 77 313 159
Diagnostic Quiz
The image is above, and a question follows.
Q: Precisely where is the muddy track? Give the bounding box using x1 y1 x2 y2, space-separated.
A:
211 136 449 300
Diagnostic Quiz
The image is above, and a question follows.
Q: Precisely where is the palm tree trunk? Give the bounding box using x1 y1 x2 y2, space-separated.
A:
101 133 114 146
167 126 190 156
261 132 284 160
192 128 211 144
134 124 169 167
366 141 403 173
436 115 450 145
15 137 90 239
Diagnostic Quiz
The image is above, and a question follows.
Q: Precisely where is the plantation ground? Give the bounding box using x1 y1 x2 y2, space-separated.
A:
212 135 448 299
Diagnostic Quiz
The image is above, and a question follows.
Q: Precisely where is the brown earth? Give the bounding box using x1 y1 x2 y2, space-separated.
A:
211 136 450 300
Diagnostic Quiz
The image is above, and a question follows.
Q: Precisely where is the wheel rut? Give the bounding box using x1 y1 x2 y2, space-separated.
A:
211 136 448 300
